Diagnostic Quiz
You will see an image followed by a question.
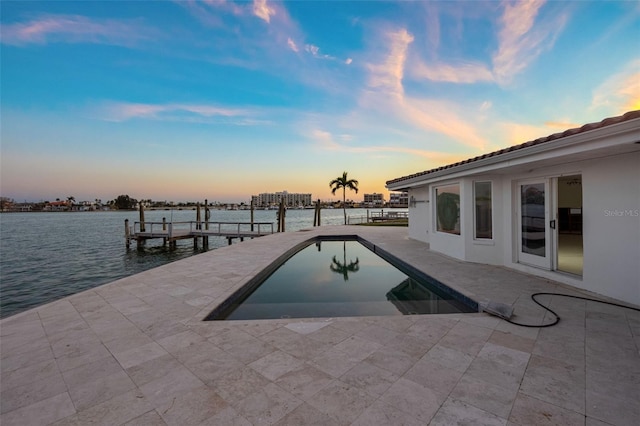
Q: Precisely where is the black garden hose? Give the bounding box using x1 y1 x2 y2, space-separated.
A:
503 292 640 328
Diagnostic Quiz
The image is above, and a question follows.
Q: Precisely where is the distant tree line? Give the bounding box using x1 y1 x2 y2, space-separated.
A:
112 195 138 210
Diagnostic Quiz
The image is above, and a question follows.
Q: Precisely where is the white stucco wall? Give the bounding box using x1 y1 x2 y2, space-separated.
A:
581 151 640 305
465 177 505 265
406 152 640 306
407 186 430 244
499 153 640 305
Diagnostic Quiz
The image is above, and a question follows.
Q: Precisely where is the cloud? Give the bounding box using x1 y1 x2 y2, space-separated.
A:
253 0 276 23
311 129 338 150
0 14 155 46
492 0 567 85
366 28 414 97
591 59 640 113
287 37 298 52
411 60 494 84
310 128 463 162
545 120 580 129
408 1 567 86
301 42 352 64
305 44 320 56
362 28 490 151
424 1 441 52
497 121 553 147
400 98 489 151
101 102 253 123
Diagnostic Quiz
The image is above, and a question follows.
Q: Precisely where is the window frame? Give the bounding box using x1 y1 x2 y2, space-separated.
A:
473 181 493 240
434 183 461 236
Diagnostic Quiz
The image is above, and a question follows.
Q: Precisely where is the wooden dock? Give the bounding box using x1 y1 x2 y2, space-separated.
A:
369 210 408 222
347 210 409 224
125 220 275 249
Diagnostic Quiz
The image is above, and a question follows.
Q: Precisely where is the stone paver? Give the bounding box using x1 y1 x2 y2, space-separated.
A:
1 226 639 425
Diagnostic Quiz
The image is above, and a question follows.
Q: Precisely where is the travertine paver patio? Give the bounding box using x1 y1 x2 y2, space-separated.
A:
1 226 638 425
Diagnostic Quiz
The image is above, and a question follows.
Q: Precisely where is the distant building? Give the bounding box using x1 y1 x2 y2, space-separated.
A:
44 201 70 212
12 203 33 212
363 193 385 207
389 192 409 207
251 191 312 208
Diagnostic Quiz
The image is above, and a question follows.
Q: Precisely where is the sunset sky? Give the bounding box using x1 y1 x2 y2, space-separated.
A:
1 0 639 203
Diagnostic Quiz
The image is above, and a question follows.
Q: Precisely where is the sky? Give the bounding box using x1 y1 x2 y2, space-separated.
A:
1 0 639 204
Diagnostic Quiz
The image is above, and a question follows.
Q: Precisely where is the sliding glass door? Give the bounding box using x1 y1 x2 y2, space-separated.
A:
518 180 551 269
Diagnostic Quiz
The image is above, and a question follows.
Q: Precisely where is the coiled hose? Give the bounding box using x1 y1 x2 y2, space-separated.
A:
504 292 640 328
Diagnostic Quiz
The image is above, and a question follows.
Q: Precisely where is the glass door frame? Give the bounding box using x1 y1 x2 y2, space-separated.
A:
517 178 552 269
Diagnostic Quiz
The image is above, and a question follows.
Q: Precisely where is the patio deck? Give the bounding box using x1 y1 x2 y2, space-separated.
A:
1 226 638 425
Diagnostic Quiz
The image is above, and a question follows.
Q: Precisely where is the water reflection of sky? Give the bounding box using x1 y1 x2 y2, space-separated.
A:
224 240 473 320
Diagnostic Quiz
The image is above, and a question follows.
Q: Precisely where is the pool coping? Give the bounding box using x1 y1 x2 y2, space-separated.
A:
203 234 479 321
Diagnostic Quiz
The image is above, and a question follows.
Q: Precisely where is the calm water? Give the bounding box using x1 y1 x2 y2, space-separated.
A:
208 239 475 320
0 208 387 318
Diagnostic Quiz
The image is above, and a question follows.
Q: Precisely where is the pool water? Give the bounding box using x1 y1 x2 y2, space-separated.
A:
206 238 476 320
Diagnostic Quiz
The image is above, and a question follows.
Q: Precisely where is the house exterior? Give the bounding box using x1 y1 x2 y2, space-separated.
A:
387 111 640 306
44 201 70 212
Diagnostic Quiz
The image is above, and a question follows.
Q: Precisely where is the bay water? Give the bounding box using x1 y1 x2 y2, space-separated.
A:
0 208 384 318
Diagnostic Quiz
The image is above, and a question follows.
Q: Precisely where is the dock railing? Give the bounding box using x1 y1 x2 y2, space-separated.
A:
347 210 409 224
132 221 275 239
188 221 275 237
369 211 408 221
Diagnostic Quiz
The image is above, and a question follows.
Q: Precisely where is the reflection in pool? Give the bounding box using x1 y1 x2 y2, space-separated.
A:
205 238 477 320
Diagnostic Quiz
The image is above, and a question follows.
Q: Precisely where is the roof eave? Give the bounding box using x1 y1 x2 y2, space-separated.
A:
386 116 640 191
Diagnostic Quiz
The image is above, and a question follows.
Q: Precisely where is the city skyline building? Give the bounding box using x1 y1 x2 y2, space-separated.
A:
251 191 313 207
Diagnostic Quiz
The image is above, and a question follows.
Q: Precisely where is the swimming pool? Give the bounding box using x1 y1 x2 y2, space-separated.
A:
205 236 477 320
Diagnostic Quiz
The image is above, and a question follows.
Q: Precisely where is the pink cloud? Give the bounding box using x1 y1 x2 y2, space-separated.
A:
310 128 462 161
406 1 566 86
0 14 155 46
287 37 299 52
253 0 276 23
362 28 490 151
497 121 552 148
366 28 414 97
545 120 580 129
103 102 252 122
492 0 567 85
411 60 494 84
400 98 490 151
591 60 640 113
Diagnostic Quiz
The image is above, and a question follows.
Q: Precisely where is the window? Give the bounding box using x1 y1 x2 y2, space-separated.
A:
474 182 492 239
435 184 460 235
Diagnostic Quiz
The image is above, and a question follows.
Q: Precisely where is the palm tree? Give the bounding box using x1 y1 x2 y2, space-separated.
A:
329 171 359 225
329 241 360 281
67 196 75 211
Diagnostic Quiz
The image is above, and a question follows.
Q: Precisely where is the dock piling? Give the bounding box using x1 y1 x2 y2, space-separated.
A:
250 200 255 232
277 200 286 232
204 199 210 249
125 219 130 248
138 203 145 248
314 199 321 226
139 203 145 232
162 217 167 246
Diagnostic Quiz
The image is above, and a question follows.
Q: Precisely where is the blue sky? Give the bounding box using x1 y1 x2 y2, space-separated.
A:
1 0 639 203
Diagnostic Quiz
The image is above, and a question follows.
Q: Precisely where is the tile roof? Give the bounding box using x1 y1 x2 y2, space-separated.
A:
386 110 640 186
